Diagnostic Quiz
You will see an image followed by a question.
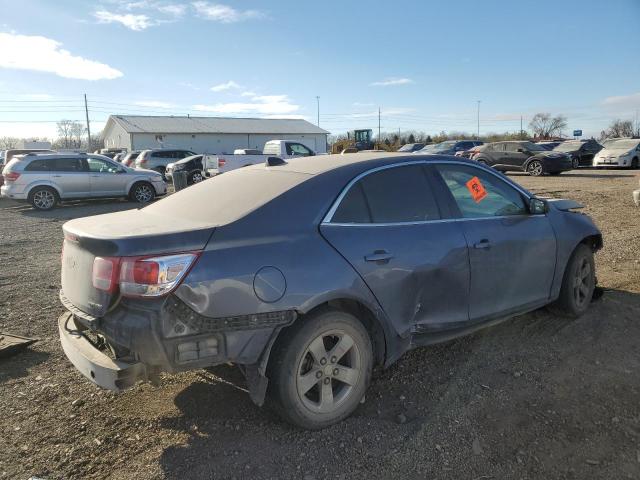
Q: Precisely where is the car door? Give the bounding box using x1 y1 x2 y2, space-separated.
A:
486 142 506 168
320 163 470 335
87 157 127 196
503 142 528 170
51 158 91 198
432 163 557 322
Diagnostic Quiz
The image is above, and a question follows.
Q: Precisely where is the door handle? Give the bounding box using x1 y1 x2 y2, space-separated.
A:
365 250 394 263
473 239 492 249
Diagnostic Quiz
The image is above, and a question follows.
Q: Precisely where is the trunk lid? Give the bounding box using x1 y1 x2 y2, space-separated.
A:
61 208 213 317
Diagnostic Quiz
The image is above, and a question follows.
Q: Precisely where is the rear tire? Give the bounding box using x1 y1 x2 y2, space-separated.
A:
572 157 580 169
129 182 155 204
549 244 595 318
526 159 543 176
28 186 58 211
267 308 373 430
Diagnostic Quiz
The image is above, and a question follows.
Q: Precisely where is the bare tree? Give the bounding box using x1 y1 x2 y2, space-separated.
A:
600 119 634 140
56 120 75 148
528 113 568 139
69 122 85 147
0 136 20 149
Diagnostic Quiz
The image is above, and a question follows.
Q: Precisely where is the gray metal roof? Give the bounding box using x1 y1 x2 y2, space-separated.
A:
109 115 329 135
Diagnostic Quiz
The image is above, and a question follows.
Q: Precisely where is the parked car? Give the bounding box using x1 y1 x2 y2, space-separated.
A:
57 152 601 429
0 153 166 210
121 151 141 167
1 148 57 189
99 148 127 160
397 143 425 152
135 149 197 177
552 140 603 168
593 138 640 168
202 140 316 177
417 140 483 155
455 141 485 158
165 155 204 184
537 141 563 151
472 141 573 175
234 148 262 155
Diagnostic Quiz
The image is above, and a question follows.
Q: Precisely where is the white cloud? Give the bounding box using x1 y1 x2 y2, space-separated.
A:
94 10 154 30
134 100 174 108
193 94 299 115
602 92 640 109
370 77 414 87
240 90 256 97
0 32 123 81
210 80 241 92
157 4 186 16
192 2 265 23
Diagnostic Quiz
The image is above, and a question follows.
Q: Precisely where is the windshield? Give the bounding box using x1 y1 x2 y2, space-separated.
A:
420 141 456 152
553 142 581 152
603 139 639 149
397 144 415 152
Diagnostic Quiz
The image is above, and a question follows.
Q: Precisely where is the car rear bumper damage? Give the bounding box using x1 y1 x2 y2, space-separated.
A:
59 292 296 398
58 312 147 391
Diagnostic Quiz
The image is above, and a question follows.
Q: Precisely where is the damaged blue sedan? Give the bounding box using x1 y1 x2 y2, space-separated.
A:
59 153 602 429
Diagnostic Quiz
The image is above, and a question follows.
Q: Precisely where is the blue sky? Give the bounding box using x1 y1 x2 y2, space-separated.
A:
0 0 639 139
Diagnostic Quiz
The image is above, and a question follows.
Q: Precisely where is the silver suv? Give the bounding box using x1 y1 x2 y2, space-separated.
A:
0 153 167 210
135 149 196 176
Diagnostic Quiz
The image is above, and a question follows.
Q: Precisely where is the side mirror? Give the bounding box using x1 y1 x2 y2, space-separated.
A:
529 198 547 215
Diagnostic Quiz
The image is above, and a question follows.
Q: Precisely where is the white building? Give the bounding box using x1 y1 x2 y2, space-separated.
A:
102 115 329 154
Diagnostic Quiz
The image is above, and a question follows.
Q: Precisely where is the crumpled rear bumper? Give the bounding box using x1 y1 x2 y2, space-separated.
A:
58 312 146 391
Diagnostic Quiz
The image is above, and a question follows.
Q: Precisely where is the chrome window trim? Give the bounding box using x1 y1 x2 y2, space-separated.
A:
322 159 535 225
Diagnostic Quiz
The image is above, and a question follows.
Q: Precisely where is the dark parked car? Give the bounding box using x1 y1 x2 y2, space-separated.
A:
165 155 204 184
472 141 573 175
58 153 601 429
418 140 483 156
537 141 562 151
455 141 485 158
552 140 603 168
397 143 425 152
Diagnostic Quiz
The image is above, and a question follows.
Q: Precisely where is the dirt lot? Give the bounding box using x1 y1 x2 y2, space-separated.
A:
1 169 639 480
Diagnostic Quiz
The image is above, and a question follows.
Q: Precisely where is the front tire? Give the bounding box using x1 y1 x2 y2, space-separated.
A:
268 308 373 429
631 157 639 170
526 159 543 176
28 186 58 211
189 170 204 184
550 244 596 318
572 157 580 169
129 182 155 204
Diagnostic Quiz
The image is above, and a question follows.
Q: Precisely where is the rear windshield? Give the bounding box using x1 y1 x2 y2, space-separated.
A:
142 167 310 225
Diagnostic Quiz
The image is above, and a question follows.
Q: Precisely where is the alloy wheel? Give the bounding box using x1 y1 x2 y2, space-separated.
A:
527 160 543 176
33 190 55 210
572 158 579 169
573 257 592 308
296 330 362 414
134 184 153 203
191 171 204 183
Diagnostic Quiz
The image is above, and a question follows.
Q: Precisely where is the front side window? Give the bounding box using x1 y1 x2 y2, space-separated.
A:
53 158 84 172
287 143 312 156
435 164 528 218
87 158 119 173
331 164 440 224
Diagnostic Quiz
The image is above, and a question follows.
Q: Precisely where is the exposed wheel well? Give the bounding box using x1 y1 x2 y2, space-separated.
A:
128 180 154 199
580 233 603 252
302 299 387 366
27 184 61 199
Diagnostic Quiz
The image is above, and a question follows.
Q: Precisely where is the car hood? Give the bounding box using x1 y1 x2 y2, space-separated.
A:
133 168 163 178
597 148 632 157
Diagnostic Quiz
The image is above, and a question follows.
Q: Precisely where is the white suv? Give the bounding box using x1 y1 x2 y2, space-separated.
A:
0 153 167 210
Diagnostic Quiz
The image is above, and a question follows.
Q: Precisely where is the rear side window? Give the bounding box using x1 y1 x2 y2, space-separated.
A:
435 164 527 218
331 164 440 224
53 158 85 172
25 159 51 171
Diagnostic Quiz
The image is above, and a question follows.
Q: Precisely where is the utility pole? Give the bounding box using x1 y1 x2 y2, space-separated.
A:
316 96 320 127
520 115 523 139
378 107 381 149
84 94 91 151
476 100 481 139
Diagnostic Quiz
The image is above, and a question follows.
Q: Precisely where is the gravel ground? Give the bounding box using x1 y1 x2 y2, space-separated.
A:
1 169 639 480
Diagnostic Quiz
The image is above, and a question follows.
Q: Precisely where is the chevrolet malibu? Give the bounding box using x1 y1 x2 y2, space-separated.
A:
58 153 602 429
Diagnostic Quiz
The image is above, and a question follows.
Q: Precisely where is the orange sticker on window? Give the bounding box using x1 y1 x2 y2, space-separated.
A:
466 176 487 203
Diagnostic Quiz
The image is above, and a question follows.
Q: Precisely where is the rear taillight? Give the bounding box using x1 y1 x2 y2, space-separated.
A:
92 257 121 293
4 171 20 182
91 252 199 298
218 158 226 168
